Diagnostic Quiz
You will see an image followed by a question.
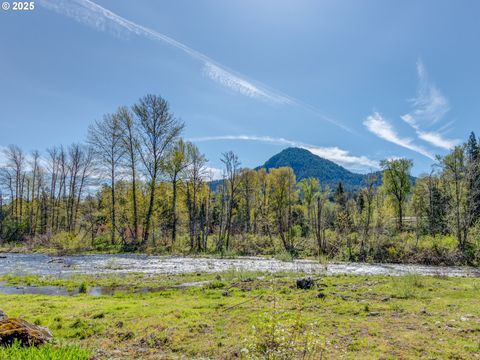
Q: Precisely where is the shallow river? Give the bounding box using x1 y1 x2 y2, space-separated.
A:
0 253 479 278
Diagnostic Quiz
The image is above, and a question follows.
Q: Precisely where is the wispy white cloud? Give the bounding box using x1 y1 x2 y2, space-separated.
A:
0 146 7 167
38 0 351 132
303 146 378 171
205 166 224 181
190 135 378 171
407 60 449 125
401 60 459 150
191 135 297 146
416 131 459 150
364 112 435 160
203 64 292 104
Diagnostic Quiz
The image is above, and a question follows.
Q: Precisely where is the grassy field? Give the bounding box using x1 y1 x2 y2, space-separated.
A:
0 271 479 359
0 342 89 360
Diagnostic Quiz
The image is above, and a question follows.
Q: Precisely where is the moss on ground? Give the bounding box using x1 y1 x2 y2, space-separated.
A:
0 272 479 359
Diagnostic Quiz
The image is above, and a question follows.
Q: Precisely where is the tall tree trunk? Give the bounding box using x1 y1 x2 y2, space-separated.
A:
171 174 178 244
398 203 403 232
315 197 323 254
111 165 116 245
143 178 156 245
455 175 462 249
131 164 138 242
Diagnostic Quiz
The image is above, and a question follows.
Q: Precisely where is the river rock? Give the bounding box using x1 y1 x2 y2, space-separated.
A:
0 315 52 346
296 277 315 290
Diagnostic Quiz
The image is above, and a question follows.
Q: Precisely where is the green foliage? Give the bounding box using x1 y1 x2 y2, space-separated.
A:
0 218 29 242
274 251 295 262
233 234 275 256
50 232 86 254
91 234 120 252
417 234 457 251
78 282 88 294
206 280 225 289
381 158 413 231
392 273 425 299
0 341 89 360
244 311 324 359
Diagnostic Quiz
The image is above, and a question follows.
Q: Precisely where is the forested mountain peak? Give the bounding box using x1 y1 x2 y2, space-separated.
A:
259 147 370 190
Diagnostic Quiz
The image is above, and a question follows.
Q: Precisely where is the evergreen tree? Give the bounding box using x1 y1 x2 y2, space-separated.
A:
466 132 480 225
335 182 346 208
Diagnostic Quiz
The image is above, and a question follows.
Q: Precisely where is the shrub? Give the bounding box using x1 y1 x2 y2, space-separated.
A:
50 232 86 254
207 280 225 289
78 282 88 294
393 273 424 299
243 311 324 359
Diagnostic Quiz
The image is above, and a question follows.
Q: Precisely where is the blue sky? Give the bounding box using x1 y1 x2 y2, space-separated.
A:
1 0 479 177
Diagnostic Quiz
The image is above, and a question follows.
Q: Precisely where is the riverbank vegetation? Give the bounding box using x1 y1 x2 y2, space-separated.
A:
1 95 480 265
0 271 479 359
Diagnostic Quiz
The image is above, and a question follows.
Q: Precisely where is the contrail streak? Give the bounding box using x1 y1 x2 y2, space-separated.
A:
37 0 352 132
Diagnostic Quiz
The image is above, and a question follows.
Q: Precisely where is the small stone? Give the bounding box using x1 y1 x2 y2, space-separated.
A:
316 292 326 299
120 331 134 340
367 312 382 317
222 290 230 297
0 309 7 321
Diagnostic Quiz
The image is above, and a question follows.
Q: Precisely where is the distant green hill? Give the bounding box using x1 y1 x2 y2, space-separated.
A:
209 147 403 191
258 147 380 190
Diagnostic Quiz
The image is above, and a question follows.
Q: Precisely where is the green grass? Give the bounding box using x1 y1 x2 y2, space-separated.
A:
1 272 479 359
0 342 89 360
0 270 268 291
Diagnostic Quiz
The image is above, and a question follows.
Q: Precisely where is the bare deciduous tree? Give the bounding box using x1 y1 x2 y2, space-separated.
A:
118 106 140 243
220 151 240 251
133 94 184 245
88 113 125 244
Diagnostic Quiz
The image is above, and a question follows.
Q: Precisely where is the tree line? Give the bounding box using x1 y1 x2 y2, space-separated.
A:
1 94 479 264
